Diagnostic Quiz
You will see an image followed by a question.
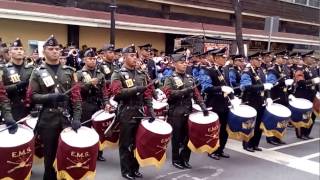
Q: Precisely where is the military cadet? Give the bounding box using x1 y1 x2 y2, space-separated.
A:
110 44 156 180
293 51 318 140
2 38 34 120
28 35 82 180
100 44 118 80
240 52 273 152
163 53 208 169
77 48 110 161
229 54 245 96
266 50 291 145
114 48 123 68
199 47 233 160
0 72 17 134
139 43 157 80
0 41 10 65
261 51 273 71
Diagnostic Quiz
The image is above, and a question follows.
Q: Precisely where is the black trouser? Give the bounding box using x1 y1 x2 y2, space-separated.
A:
118 106 142 175
247 107 265 148
215 111 229 154
39 127 61 180
81 101 100 127
168 113 190 163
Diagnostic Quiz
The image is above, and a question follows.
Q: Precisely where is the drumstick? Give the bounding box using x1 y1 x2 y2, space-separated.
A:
0 117 29 133
103 116 116 135
81 110 107 125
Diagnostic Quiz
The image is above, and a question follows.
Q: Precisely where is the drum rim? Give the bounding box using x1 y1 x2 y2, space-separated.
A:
266 103 291 118
92 111 116 121
0 124 34 147
230 104 257 118
189 111 218 124
289 98 313 110
141 119 172 135
60 126 99 148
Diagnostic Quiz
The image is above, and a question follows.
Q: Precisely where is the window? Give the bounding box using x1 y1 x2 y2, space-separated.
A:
295 0 307 5
280 0 320 8
309 0 320 7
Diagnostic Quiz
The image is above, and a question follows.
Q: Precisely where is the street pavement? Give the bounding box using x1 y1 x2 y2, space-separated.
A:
31 119 320 180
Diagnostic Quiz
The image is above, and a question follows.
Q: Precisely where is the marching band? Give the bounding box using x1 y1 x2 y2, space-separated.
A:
0 35 319 180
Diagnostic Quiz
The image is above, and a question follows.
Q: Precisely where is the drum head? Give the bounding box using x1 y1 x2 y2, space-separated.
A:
61 126 99 148
230 105 257 118
289 98 313 110
267 103 291 118
152 99 168 110
0 124 34 147
141 119 172 135
189 112 218 124
92 110 115 122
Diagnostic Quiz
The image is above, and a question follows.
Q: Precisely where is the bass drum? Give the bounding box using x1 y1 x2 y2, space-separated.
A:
227 105 257 142
261 103 291 139
0 124 35 180
134 119 172 169
313 92 320 118
188 112 220 154
55 126 99 180
289 98 313 128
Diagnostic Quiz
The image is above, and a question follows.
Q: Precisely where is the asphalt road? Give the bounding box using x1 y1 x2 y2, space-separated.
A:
31 119 320 180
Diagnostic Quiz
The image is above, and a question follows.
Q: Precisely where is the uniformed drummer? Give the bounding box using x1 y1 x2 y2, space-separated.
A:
110 44 156 180
240 52 272 152
139 43 157 80
28 35 82 180
163 53 208 169
229 54 245 96
77 48 109 161
2 38 34 120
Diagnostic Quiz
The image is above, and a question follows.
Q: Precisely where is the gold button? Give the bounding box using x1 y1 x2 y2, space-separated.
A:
55 76 58 79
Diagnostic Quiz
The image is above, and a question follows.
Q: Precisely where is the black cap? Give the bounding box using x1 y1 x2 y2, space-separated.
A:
171 54 186 62
84 48 96 58
151 48 158 53
211 47 227 56
301 50 315 58
138 43 152 51
289 52 302 58
43 35 59 47
10 38 23 47
248 52 261 60
261 51 272 56
114 48 123 53
122 44 136 54
1 42 7 48
275 50 289 57
60 49 69 57
231 54 245 61
173 47 187 54
102 44 115 51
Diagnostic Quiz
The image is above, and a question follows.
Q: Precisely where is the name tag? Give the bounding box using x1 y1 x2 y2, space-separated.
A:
42 76 55 87
83 72 92 83
103 65 111 74
173 77 183 88
125 79 134 88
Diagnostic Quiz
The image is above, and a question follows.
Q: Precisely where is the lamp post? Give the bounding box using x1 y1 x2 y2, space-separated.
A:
110 0 117 45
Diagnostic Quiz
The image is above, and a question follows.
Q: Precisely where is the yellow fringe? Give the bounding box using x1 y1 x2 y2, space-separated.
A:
226 126 254 142
0 169 32 180
99 140 119 151
54 159 96 180
187 140 220 154
134 149 166 169
290 118 313 128
260 123 286 139
313 109 320 118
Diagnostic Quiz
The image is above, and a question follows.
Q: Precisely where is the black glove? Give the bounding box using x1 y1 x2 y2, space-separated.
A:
179 86 193 95
16 81 28 91
71 119 81 132
48 93 68 102
200 104 209 116
135 86 147 93
148 108 156 123
5 118 18 134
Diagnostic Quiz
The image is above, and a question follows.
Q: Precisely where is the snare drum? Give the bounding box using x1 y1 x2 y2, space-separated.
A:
289 98 313 128
92 110 118 150
134 119 172 169
0 124 34 180
227 105 257 142
55 126 99 180
313 92 320 118
152 99 168 118
188 112 220 154
261 103 291 139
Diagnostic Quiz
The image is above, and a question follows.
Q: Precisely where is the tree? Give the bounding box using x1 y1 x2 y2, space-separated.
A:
231 0 245 56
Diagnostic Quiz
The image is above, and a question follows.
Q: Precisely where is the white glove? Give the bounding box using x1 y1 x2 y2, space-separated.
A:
263 83 273 90
246 63 252 68
285 79 294 86
221 86 234 95
312 77 320 84
266 98 273 106
230 97 242 108
316 92 320 99
288 94 295 101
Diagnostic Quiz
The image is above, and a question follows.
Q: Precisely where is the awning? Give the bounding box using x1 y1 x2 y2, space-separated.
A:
0 0 319 46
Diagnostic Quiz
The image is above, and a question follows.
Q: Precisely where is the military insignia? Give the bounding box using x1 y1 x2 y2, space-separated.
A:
42 76 55 87
83 72 92 83
10 74 20 83
218 75 225 82
260 91 264 97
48 39 54 46
9 69 15 74
125 79 134 88
124 74 129 79
103 65 111 74
283 87 287 92
173 76 183 88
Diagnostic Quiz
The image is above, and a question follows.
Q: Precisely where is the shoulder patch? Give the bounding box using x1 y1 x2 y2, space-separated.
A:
62 65 76 72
